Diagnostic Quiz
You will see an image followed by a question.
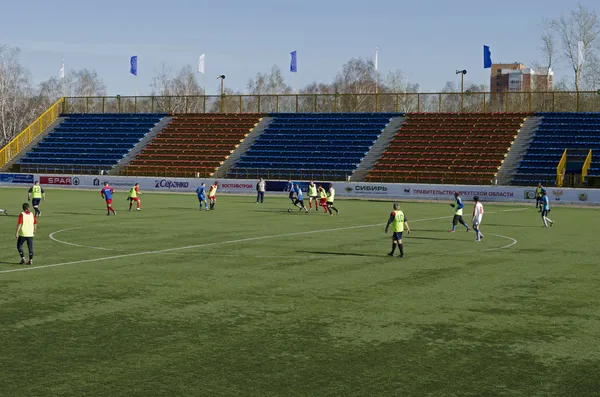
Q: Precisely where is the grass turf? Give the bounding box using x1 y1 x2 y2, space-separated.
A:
1 188 599 397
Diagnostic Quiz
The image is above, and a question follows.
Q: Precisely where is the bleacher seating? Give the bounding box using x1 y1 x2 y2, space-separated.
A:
512 113 600 186
122 114 263 177
228 113 401 180
366 113 527 185
15 113 166 174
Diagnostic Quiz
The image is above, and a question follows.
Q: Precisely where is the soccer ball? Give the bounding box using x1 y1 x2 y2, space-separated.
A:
287 208 292 213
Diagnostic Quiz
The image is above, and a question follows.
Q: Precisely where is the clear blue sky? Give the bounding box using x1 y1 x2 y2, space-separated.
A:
2 0 598 95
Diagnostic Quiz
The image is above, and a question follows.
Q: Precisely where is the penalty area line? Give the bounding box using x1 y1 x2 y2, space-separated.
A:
1 210 524 275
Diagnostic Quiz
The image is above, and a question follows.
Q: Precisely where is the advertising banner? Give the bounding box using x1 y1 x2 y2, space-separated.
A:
2 173 598 205
0 173 34 184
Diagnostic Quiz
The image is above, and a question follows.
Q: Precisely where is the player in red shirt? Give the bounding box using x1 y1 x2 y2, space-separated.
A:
100 182 116 216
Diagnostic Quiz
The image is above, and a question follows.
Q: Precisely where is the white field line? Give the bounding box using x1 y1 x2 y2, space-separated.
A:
1 209 526 275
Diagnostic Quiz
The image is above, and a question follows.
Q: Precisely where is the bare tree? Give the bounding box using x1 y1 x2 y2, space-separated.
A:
550 4 600 91
334 57 377 111
245 65 292 112
0 45 38 146
150 65 204 113
539 19 558 71
381 70 420 112
38 69 106 112
581 53 600 90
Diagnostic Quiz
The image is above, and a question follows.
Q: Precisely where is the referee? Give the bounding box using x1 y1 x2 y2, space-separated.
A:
16 203 37 265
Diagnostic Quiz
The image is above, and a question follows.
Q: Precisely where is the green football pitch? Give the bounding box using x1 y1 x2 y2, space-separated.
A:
1 187 599 397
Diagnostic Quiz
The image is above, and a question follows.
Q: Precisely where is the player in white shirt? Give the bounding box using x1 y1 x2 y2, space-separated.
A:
472 196 484 242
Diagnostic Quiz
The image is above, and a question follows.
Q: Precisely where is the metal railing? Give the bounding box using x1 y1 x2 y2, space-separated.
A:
61 91 600 115
581 149 593 184
0 98 64 169
226 168 352 181
557 149 568 187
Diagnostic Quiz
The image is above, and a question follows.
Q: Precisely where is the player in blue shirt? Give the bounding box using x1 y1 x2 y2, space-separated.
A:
286 180 296 204
196 183 208 211
293 184 308 213
449 192 470 232
540 190 554 227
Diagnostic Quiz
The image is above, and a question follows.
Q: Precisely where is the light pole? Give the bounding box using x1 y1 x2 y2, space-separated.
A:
217 75 225 112
456 69 467 112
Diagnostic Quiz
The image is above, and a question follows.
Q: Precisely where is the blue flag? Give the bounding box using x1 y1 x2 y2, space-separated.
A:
290 51 297 73
130 56 138 76
483 45 492 69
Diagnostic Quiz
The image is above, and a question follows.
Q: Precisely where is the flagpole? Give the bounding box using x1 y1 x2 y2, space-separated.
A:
375 47 379 95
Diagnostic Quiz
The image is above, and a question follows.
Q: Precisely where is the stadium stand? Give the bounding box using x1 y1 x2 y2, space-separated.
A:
513 112 600 186
122 114 263 177
15 113 167 175
365 113 528 185
228 113 401 180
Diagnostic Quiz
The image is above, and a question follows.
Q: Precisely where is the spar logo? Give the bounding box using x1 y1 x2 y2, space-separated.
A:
579 193 588 201
40 176 73 185
154 179 190 189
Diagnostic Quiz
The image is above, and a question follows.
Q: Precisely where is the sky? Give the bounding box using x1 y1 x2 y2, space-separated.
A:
1 0 599 96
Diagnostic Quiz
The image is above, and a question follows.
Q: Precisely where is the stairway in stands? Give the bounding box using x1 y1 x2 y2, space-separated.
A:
366 113 528 185
122 114 264 177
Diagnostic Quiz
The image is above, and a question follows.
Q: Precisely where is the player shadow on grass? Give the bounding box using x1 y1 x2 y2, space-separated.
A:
53 211 103 216
295 250 380 257
483 223 539 228
408 236 458 241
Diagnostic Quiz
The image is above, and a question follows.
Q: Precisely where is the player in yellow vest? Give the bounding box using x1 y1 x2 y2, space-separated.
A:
27 181 45 217
16 203 37 265
128 183 142 211
326 184 340 215
307 181 319 211
385 203 411 258
208 181 219 210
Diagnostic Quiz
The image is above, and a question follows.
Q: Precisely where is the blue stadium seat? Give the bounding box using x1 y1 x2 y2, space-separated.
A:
228 113 402 180
15 113 167 174
512 113 600 185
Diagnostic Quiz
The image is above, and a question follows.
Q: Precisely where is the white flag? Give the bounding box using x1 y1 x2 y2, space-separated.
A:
577 41 584 68
198 54 205 74
59 60 65 79
375 47 379 71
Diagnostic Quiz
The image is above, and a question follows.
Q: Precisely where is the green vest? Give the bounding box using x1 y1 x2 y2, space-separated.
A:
129 187 137 198
328 188 335 202
308 185 317 197
31 185 42 199
19 212 35 237
391 210 405 232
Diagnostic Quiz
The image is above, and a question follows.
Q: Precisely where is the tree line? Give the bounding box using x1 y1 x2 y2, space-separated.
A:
1 4 599 146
